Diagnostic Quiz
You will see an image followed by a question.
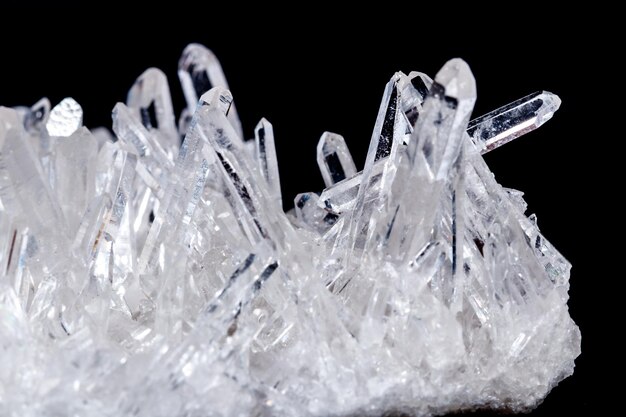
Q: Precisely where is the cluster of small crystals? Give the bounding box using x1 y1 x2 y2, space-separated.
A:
0 44 580 417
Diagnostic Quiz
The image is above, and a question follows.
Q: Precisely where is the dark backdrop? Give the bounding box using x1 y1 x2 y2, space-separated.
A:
0 10 606 416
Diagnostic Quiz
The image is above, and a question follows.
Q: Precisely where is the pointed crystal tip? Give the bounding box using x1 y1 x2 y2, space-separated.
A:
317 132 357 187
537 91 561 124
199 87 234 116
178 43 219 72
466 90 562 153
434 58 476 101
127 67 169 108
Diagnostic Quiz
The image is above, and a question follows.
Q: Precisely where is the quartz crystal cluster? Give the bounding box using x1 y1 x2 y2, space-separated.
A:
0 44 580 417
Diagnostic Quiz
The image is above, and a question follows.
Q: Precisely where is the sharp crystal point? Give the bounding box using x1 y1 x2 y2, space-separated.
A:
127 68 172 122
407 71 433 99
178 43 224 108
315 89 563 217
0 48 579 417
46 97 83 137
370 72 404 162
254 117 282 207
198 87 245 149
127 68 178 152
432 58 477 102
316 131 357 187
409 58 476 179
199 86 234 115
468 91 562 153
24 97 51 132
178 43 243 139
401 71 433 135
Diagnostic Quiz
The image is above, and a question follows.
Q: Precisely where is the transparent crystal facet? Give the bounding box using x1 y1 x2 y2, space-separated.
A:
316 131 357 187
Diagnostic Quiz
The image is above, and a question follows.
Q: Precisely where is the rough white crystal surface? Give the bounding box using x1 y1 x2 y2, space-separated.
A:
0 44 580 417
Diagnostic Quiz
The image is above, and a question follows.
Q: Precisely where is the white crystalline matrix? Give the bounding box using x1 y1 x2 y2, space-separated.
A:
0 43 580 417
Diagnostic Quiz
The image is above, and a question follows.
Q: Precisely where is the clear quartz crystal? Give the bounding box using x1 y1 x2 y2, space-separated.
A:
254 118 282 207
316 132 357 187
178 43 243 139
316 89 563 216
0 45 579 417
46 97 83 137
127 67 180 156
467 91 561 153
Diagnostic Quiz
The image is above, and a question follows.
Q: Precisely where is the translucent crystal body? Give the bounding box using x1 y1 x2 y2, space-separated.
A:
0 45 579 417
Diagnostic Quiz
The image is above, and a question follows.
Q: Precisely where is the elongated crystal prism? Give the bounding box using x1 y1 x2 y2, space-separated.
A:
317 90 563 215
467 91 561 152
23 97 50 132
255 118 282 206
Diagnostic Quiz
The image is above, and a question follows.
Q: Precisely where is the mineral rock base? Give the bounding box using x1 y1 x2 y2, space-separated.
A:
0 44 580 417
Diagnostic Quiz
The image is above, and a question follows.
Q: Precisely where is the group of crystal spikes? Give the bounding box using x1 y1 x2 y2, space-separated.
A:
0 44 579 416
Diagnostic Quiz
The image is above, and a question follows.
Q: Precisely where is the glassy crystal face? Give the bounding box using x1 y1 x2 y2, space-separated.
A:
0 45 579 417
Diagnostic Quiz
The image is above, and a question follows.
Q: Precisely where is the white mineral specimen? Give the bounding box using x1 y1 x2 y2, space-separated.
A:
0 44 580 417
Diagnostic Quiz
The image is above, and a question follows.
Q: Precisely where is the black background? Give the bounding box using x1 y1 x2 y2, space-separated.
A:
0 9 607 416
